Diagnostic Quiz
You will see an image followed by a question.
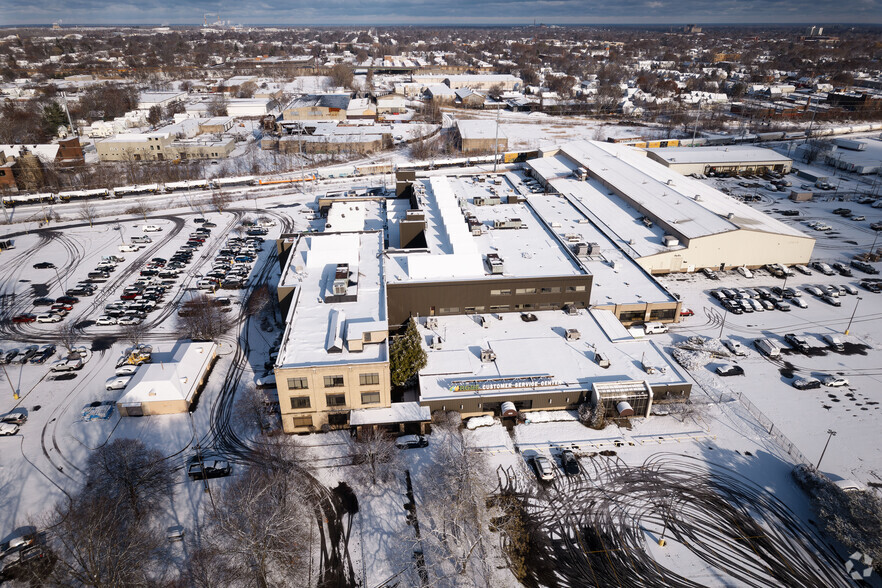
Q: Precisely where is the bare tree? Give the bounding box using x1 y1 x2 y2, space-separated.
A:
351 427 401 486
177 544 244 588
234 383 274 434
55 321 79 355
125 200 152 221
209 189 233 212
206 459 311 587
412 427 493 585
176 294 234 341
42 493 165 588
84 438 175 523
121 321 150 349
77 202 99 227
245 283 272 318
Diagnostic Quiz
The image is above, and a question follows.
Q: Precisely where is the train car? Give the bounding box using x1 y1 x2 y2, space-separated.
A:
212 176 256 188
756 131 785 142
355 163 394 176
165 179 209 192
317 166 356 179
113 184 161 197
2 193 56 207
58 188 110 202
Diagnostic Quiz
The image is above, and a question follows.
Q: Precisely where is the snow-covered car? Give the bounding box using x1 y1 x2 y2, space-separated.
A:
51 357 84 372
821 294 841 307
115 364 139 377
142 224 162 232
531 456 555 482
793 264 812 275
723 339 747 356
95 315 118 326
791 297 808 309
105 375 132 391
117 316 143 325
0 412 27 425
716 364 745 377
792 377 822 390
735 266 753 278
822 375 849 387
560 450 580 476
35 313 62 323
0 422 20 436
395 435 428 449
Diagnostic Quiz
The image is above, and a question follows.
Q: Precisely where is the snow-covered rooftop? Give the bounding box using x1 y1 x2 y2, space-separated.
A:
384 176 583 283
277 231 388 367
648 144 794 165
117 341 217 406
417 311 688 403
542 141 809 246
456 119 506 140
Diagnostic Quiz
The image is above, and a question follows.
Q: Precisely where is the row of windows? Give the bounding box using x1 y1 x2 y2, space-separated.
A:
289 391 381 410
490 285 585 296
287 373 380 390
438 396 573 412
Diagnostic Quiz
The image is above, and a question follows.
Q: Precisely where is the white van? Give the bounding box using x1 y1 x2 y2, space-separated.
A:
754 338 782 358
643 321 668 335
143 224 162 232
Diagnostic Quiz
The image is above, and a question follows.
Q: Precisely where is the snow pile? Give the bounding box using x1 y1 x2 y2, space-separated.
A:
466 415 495 430
523 410 579 424
671 348 712 371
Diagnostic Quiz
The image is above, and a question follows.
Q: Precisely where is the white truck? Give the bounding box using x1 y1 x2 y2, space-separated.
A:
754 338 782 358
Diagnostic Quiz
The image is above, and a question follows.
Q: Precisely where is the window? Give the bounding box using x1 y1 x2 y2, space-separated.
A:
359 373 380 386
326 394 346 407
490 305 509 312
567 285 586 292
323 375 345 388
490 289 511 296
515 288 537 295
541 287 561 294
364 331 372 342
290 396 311 409
361 391 381 404
292 416 312 428
439 307 459 314
287 377 308 390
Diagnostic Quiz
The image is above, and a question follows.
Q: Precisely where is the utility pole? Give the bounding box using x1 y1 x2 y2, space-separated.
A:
816 429 837 470
493 106 500 173
845 296 863 335
61 92 78 137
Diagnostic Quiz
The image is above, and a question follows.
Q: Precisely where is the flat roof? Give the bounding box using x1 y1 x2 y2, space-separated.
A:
416 311 688 403
285 94 351 111
277 231 388 368
456 119 507 140
648 145 794 165
385 175 583 283
349 402 431 425
546 141 809 245
117 341 217 405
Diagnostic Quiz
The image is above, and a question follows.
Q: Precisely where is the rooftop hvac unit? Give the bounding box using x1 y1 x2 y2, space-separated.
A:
486 253 505 274
566 328 581 341
333 279 348 295
574 242 590 257
727 212 735 219
662 235 680 247
493 218 523 230
565 233 581 243
430 335 443 350
426 317 438 329
481 348 497 363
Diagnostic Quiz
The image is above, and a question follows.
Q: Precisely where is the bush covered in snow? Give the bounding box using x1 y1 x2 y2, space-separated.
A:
466 415 495 430
523 410 578 424
793 464 882 573
577 402 605 430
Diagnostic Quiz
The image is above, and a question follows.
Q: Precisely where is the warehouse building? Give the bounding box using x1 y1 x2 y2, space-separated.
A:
116 341 217 417
96 133 235 162
526 141 814 275
455 119 507 153
282 94 351 121
646 145 793 176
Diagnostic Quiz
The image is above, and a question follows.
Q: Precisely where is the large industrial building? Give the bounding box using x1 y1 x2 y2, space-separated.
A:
271 139 816 431
646 145 794 176
455 120 508 153
526 141 814 275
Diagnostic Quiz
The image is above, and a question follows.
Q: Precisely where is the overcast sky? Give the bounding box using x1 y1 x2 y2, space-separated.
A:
3 0 880 26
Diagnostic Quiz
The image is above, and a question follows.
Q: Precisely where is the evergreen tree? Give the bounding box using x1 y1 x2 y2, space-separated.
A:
390 318 427 387
40 101 67 139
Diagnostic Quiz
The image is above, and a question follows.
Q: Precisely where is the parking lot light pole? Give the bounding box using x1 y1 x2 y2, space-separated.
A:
816 429 837 470
718 307 728 340
845 296 863 336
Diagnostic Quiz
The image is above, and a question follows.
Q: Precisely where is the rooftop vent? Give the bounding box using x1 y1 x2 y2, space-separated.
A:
566 328 581 341
486 253 505 274
481 348 497 363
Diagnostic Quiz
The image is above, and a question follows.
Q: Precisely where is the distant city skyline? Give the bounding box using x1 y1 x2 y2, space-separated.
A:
3 0 881 27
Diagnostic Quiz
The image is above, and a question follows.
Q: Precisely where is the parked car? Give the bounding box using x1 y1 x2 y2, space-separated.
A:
793 377 822 390
50 357 84 372
32 297 54 306
0 423 20 436
723 339 747 356
530 455 555 482
187 458 232 480
395 435 428 449
679 308 694 317
793 264 812 275
851 260 879 275
17 346 38 363
1 349 19 364
31 344 55 364
831 263 853 277
142 224 162 232
716 364 745 377
774 300 792 312
701 268 719 280
811 261 836 276
822 375 849 387
105 376 132 391
115 364 139 377
791 297 808 309
784 334 811 354
32 262 55 269
35 313 62 323
11 314 36 324
0 412 27 425
821 294 841 307
95 315 118 326
560 450 580 476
